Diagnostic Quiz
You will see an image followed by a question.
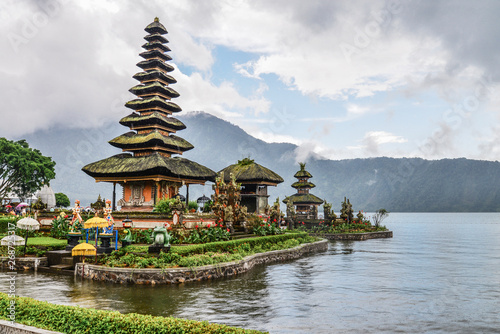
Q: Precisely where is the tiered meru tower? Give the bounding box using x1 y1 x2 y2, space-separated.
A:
283 162 323 219
82 18 216 211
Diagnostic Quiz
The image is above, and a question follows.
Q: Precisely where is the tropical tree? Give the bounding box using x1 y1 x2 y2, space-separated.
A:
0 138 56 203
55 192 70 207
372 208 389 227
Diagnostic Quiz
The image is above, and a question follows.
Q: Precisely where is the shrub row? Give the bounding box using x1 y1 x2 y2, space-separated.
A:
170 232 309 256
0 216 17 234
0 293 265 334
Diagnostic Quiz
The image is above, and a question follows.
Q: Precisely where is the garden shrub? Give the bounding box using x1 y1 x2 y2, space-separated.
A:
101 233 313 268
0 293 265 334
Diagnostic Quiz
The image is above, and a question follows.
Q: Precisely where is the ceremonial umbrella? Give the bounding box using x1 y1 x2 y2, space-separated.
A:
84 217 108 229
84 216 108 246
72 242 96 263
16 217 39 256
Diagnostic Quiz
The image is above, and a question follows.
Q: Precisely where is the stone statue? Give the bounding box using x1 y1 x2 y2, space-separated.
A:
357 210 364 222
323 201 332 220
151 226 171 248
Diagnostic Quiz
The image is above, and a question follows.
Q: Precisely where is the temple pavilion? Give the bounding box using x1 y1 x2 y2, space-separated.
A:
219 158 283 214
283 162 323 219
82 18 216 211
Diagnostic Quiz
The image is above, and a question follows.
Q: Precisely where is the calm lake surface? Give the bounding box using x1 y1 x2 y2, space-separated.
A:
2 213 500 333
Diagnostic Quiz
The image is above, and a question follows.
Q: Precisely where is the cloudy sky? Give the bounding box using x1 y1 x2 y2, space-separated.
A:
2 0 500 161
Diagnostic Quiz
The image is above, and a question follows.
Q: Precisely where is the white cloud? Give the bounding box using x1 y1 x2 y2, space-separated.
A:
174 68 270 120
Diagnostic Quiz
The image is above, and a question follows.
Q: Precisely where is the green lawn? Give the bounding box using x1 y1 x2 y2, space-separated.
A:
26 237 67 247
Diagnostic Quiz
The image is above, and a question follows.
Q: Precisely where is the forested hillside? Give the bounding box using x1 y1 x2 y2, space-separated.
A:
19 111 500 212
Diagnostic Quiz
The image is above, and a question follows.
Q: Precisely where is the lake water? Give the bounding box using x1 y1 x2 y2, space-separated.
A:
2 213 500 333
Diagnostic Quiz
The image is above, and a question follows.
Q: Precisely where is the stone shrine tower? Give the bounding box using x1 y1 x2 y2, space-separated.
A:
283 162 323 219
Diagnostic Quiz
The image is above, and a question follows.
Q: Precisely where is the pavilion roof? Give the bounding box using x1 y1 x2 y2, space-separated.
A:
282 194 324 205
82 153 216 183
219 158 283 185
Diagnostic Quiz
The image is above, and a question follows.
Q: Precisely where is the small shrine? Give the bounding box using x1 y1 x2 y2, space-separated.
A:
82 18 216 211
283 162 323 219
219 158 283 214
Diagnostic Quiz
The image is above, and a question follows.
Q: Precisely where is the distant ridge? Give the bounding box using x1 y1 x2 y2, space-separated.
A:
18 111 500 212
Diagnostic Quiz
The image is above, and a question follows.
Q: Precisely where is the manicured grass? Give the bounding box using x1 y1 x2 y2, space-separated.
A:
26 237 67 247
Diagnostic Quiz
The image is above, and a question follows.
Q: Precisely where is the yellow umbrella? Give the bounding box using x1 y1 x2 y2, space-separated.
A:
84 217 108 229
72 243 96 263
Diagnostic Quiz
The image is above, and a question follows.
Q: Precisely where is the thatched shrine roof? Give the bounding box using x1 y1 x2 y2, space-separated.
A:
82 153 216 183
109 131 193 152
119 112 186 131
144 33 168 44
129 82 179 99
145 18 168 35
137 59 174 72
291 181 316 189
133 70 176 84
219 158 283 185
283 194 324 205
125 96 182 113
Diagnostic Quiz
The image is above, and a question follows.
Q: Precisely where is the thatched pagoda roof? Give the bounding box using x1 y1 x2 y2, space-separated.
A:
141 41 170 52
283 194 324 205
144 33 168 44
82 153 216 183
137 59 174 72
145 18 168 35
291 181 316 189
140 49 172 61
129 82 180 99
133 70 176 84
294 162 313 179
109 131 193 152
219 158 283 185
125 96 182 113
119 112 186 131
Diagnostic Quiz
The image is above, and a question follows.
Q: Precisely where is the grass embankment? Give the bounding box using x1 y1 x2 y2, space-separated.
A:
0 237 67 257
99 233 317 268
308 223 388 234
0 293 265 334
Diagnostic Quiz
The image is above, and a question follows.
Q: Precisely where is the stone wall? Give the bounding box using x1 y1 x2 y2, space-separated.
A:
0 257 47 271
74 239 328 285
310 231 393 241
0 320 62 334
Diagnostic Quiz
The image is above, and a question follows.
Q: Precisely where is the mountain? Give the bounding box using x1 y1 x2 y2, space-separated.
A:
16 111 500 212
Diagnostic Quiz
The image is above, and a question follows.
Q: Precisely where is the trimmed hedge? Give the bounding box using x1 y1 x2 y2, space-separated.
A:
170 233 309 256
0 293 266 334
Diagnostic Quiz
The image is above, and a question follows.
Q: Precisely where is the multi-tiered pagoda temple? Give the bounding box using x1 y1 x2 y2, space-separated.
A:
82 18 216 211
283 162 323 219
